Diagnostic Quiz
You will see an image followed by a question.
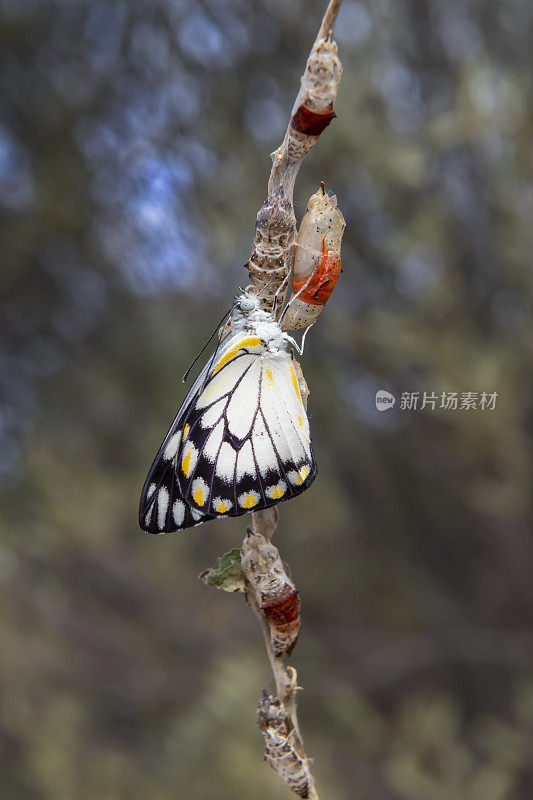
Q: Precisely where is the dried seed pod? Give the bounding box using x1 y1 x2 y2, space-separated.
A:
257 693 313 799
241 531 301 657
282 185 345 332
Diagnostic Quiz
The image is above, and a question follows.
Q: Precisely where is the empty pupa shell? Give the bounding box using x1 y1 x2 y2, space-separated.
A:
241 531 301 657
282 185 345 331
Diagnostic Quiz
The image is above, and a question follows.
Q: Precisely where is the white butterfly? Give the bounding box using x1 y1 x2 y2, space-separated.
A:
139 286 317 533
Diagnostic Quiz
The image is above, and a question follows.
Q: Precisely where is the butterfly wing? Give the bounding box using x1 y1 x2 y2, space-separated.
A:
139 331 317 533
141 476 212 533
181 350 317 516
139 329 263 533
139 354 217 534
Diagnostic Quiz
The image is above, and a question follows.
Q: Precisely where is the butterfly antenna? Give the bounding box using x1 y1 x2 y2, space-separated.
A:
181 304 234 383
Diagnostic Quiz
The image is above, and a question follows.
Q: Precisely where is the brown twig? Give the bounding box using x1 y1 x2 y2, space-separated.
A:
243 530 313 797
206 3 343 797
242 3 343 797
317 0 343 41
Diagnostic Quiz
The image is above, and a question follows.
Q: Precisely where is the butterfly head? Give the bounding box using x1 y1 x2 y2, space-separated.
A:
234 285 261 316
232 285 281 340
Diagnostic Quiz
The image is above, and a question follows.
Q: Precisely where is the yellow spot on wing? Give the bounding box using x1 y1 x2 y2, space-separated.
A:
265 367 274 385
289 365 303 407
183 423 190 439
268 484 285 499
299 465 310 481
241 493 258 509
213 496 233 513
289 465 310 486
213 337 262 374
181 443 194 477
192 481 206 506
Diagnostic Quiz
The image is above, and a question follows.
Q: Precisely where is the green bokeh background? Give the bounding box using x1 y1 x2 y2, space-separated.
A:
1 0 533 798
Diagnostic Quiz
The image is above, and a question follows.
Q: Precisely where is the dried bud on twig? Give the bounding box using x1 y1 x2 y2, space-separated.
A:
241 530 301 657
257 692 314 799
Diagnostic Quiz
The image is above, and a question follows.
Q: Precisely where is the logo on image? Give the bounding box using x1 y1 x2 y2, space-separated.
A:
375 390 396 411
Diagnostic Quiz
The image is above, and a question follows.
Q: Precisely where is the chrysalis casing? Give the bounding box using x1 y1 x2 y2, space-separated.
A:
282 185 345 332
241 531 301 657
250 32 342 316
257 693 313 799
246 188 296 315
262 587 301 658
285 36 342 163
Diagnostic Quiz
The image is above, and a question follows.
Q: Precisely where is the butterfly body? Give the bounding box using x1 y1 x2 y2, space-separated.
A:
139 288 317 534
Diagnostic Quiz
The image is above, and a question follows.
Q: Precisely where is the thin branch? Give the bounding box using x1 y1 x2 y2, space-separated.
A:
205 3 344 797
244 534 315 798
243 3 343 796
317 0 343 41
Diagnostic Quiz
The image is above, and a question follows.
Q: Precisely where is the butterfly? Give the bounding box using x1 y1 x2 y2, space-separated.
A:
139 286 317 533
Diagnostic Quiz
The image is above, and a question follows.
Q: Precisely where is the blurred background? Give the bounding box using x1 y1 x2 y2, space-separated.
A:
1 0 533 797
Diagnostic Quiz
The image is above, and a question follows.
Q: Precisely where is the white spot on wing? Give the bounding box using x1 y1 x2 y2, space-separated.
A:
163 431 181 460
236 440 256 481
157 487 169 529
216 441 237 483
147 483 156 499
145 502 154 526
226 362 260 439
203 419 225 462
259 359 309 465
172 500 185 527
276 361 312 457
200 399 226 429
197 356 255 410
252 415 279 475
